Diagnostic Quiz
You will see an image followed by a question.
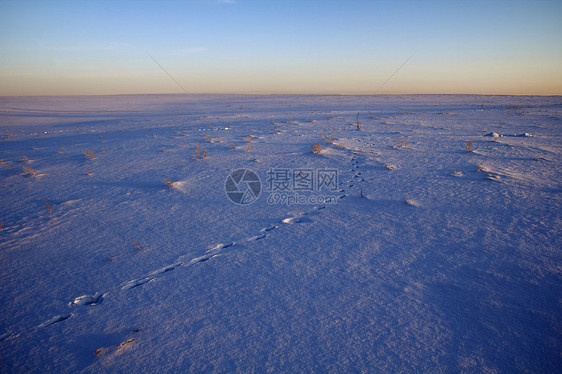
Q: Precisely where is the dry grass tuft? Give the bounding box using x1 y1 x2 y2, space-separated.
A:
311 142 322 154
0 160 14 170
193 143 207 160
393 137 408 149
476 164 489 172
130 241 142 250
83 149 96 160
245 135 252 152
22 165 39 176
205 134 221 143
321 130 335 144
118 339 135 349
44 198 53 220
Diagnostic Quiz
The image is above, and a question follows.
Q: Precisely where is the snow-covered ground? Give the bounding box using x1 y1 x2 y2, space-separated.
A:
0 94 560 372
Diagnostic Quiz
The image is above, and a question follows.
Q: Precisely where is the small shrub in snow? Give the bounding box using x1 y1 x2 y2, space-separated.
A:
321 130 335 144
82 149 96 160
44 198 53 220
311 142 322 154
193 143 207 160
393 137 408 149
476 164 489 172
22 165 39 176
245 135 252 152
118 339 134 349
0 160 14 170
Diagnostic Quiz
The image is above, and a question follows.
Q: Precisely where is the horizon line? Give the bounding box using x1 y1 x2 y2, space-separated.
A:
1 92 561 98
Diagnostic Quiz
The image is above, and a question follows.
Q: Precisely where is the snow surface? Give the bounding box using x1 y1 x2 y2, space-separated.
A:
0 94 561 373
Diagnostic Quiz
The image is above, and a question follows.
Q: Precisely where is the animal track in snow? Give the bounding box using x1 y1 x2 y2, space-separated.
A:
69 293 104 307
207 242 235 252
253 233 268 240
149 263 181 276
30 189 335 334
189 254 219 264
39 314 71 328
282 216 302 224
122 263 182 291
122 277 153 290
242 233 268 242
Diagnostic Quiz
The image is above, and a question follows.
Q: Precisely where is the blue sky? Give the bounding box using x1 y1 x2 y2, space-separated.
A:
1 0 561 95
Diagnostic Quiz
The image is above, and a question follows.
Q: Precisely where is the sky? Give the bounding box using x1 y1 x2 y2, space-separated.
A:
0 0 561 96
